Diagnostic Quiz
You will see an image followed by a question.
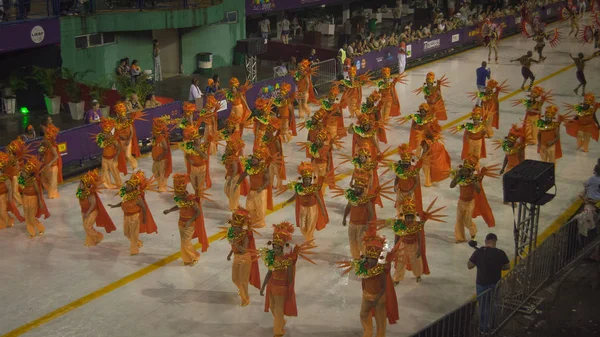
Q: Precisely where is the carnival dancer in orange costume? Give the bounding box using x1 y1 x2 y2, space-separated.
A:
254 98 286 189
340 171 377 259
108 171 158 255
537 105 567 164
375 67 405 122
498 125 526 175
18 158 50 238
454 107 488 161
253 98 281 151
388 197 445 284
421 122 451 187
359 90 388 145
219 207 261 307
151 116 173 192
0 152 24 229
198 95 221 155
471 79 509 138
349 114 382 160
321 85 346 143
339 66 367 118
223 77 252 136
413 72 450 121
260 222 315 337
5 138 27 206
512 85 552 146
38 124 62 199
274 82 297 143
303 129 335 189
115 102 141 172
390 143 423 217
293 59 318 119
237 146 273 228
400 103 439 155
564 93 600 152
180 101 196 129
449 156 498 243
95 118 122 189
343 145 391 209
337 226 399 336
180 126 211 195
76 169 116 247
222 134 249 211
281 162 328 243
163 173 209 266
301 107 328 158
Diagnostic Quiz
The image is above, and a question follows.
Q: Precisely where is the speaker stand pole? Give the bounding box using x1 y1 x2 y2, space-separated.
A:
513 201 541 265
244 54 257 84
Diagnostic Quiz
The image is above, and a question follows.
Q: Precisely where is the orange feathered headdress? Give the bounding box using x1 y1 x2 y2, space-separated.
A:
382 67 391 78
6 138 25 155
400 197 417 216
229 77 240 88
486 79 498 89
461 155 479 169
418 103 430 113
23 157 40 174
544 105 558 118
232 206 251 226
152 117 168 135
530 86 544 98
356 145 371 157
183 125 201 140
349 66 357 77
114 102 128 117
506 124 524 142
584 93 595 105
173 173 189 194
183 102 196 115
367 90 381 104
298 59 311 71
297 162 314 178
272 221 295 246
281 82 292 95
471 106 483 120
397 143 412 163
204 95 219 110
362 227 386 259
252 145 269 161
353 170 370 188
81 169 101 188
426 72 435 83
126 170 146 188
255 98 272 112
328 85 340 99
100 117 116 133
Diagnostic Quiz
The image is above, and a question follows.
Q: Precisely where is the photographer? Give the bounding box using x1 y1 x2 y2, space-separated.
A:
467 233 510 334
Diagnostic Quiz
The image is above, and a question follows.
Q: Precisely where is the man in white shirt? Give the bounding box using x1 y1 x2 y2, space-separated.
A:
281 16 290 44
189 78 203 110
398 38 407 74
259 16 271 43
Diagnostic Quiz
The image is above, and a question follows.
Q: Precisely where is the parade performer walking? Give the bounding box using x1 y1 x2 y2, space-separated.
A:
413 72 449 121
421 122 451 187
222 134 249 211
340 171 377 259
339 66 367 118
219 207 261 307
260 222 316 337
237 146 273 228
180 126 212 195
401 103 439 155
471 79 508 138
163 173 209 266
180 102 196 129
537 105 566 164
18 158 50 238
521 21 561 62
305 130 334 188
564 93 600 152
115 102 140 172
322 85 346 143
349 114 382 160
337 226 399 336
77 169 116 247
481 20 500 63
151 116 173 192
0 152 24 229
449 156 498 243
398 39 407 73
274 82 297 143
498 125 526 174
108 171 157 255
513 85 552 145
301 108 327 158
223 77 252 136
454 106 488 160
510 51 540 91
95 118 122 189
359 90 388 145
38 125 62 199
198 95 220 155
375 67 404 122
6 138 27 206
390 143 423 216
281 162 328 243
253 98 281 151
388 197 445 284
570 52 598 96
293 59 317 119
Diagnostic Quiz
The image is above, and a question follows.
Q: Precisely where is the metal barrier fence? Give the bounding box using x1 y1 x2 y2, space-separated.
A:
311 58 337 87
410 204 600 337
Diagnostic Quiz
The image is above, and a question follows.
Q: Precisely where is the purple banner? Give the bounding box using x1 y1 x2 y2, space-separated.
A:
0 18 60 54
246 0 345 16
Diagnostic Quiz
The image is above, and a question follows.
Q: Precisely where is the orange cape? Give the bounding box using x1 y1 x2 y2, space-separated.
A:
138 195 158 234
94 192 116 233
192 200 209 252
8 200 25 222
264 247 299 317
235 161 250 196
185 153 212 190
247 230 262 289
426 142 451 183
461 131 487 160
131 126 141 158
34 178 51 219
54 145 64 184
565 119 600 142
471 184 495 227
294 189 329 231
427 91 447 121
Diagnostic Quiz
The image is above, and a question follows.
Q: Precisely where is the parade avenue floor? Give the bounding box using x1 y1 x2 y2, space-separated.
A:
1 18 599 337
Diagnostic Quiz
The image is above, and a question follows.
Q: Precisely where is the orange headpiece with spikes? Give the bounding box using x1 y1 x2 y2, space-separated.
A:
462 155 479 169
297 162 314 178
100 117 116 133
0 152 9 170
382 67 391 78
328 85 340 99
530 86 544 98
183 102 196 115
507 124 524 142
418 103 430 113
315 129 329 144
232 206 251 226
114 102 128 117
204 95 219 110
362 227 386 259
357 113 372 126
6 138 26 158
401 197 417 216
173 173 189 194
252 145 269 161
367 90 381 104
183 125 201 140
255 98 272 112
471 106 483 120
298 59 311 71
584 93 595 105
23 157 40 175
397 143 412 163
544 105 558 118
81 169 100 187
486 79 498 89
349 66 357 77
126 170 146 188
272 221 295 246
426 72 435 83
229 77 240 88
356 145 371 157
280 82 292 95
152 117 168 135
44 125 59 141
352 170 370 188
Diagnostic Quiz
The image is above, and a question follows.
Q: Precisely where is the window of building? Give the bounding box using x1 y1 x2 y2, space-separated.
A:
75 33 117 50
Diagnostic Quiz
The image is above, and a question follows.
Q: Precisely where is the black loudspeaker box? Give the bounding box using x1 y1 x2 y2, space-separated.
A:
503 160 555 204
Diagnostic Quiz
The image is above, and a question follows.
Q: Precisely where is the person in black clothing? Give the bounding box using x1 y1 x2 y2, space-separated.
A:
468 233 510 334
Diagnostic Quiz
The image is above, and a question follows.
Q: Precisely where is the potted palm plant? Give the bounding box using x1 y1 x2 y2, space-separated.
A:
1 72 28 114
63 68 93 120
29 66 61 115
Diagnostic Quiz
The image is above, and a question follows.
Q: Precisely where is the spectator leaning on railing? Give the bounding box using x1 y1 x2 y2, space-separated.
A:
467 233 510 334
